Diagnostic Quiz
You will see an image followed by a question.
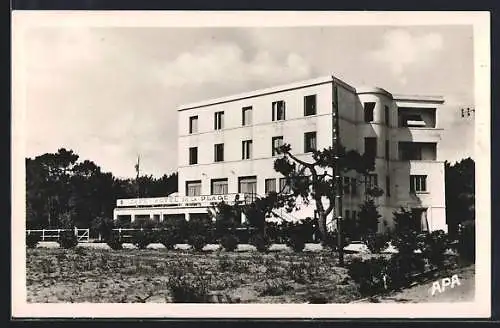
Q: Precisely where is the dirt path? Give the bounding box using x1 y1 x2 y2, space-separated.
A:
358 265 475 303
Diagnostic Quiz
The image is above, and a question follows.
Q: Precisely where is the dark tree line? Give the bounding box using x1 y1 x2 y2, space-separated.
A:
26 148 178 229
445 157 475 238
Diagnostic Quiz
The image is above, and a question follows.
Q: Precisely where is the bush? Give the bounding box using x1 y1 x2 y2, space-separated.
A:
188 235 208 252
131 230 156 249
58 230 78 249
167 272 210 303
249 233 271 253
91 216 114 241
106 231 123 250
420 230 449 268
26 233 40 249
159 217 189 245
286 233 306 252
158 229 177 250
347 257 389 295
364 233 390 253
187 216 213 251
220 234 238 252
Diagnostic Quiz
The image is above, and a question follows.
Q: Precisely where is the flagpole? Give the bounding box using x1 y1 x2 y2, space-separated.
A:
135 154 140 199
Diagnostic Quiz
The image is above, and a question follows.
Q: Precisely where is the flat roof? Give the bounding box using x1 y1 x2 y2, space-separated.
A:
177 75 445 111
393 94 445 104
178 75 357 111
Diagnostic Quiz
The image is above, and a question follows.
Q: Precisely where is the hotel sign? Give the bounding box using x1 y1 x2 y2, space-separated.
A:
116 193 246 207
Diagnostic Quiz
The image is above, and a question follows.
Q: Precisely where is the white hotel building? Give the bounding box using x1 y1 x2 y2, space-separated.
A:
114 75 447 233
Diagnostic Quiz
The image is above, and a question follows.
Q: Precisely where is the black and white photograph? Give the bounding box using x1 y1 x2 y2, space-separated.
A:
12 11 490 318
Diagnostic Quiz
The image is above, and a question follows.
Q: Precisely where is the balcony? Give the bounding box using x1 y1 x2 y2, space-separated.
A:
398 107 436 128
398 142 437 161
393 127 443 143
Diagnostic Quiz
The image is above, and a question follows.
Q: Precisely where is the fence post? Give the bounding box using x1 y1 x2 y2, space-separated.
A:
74 226 78 237
119 228 122 242
58 229 61 239
42 229 45 241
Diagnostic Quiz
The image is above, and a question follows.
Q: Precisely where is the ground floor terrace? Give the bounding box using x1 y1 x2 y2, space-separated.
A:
113 192 446 234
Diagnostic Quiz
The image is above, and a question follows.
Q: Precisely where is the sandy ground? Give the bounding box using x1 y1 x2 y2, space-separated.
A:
354 264 475 303
26 247 358 303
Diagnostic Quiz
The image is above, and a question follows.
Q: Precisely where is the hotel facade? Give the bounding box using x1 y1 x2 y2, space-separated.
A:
114 75 447 233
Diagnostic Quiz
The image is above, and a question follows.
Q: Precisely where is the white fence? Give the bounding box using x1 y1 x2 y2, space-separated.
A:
26 228 90 243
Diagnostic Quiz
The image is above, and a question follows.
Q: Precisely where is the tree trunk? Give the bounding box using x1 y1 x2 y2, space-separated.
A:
317 212 328 244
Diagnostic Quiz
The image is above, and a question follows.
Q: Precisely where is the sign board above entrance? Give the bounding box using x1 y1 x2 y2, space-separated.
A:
116 193 247 207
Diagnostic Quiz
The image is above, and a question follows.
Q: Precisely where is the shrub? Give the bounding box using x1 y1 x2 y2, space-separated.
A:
347 257 389 295
187 216 213 251
286 233 306 252
420 230 449 268
91 216 114 241
220 234 238 252
364 233 390 253
158 229 177 250
159 217 189 246
106 232 123 250
131 230 156 249
188 235 208 252
58 230 78 249
26 233 40 249
167 272 210 303
321 232 339 250
249 233 271 253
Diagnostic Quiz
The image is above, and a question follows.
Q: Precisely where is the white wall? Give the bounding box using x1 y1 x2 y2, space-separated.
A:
178 82 335 196
174 81 447 233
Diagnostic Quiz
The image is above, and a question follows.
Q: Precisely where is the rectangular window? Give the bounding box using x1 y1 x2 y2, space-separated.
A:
272 100 286 121
186 180 201 196
211 178 228 195
345 210 351 220
188 147 198 165
386 175 391 197
272 136 284 156
384 105 390 126
238 176 257 195
242 106 252 126
364 102 375 122
265 178 276 194
364 137 377 158
367 174 378 189
385 140 390 160
214 143 224 162
343 177 351 195
304 94 317 116
189 116 198 134
410 175 427 193
352 210 357 220
214 111 224 130
242 140 253 160
304 131 317 153
279 177 291 194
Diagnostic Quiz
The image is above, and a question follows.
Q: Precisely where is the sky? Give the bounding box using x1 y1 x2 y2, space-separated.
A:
22 25 475 178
